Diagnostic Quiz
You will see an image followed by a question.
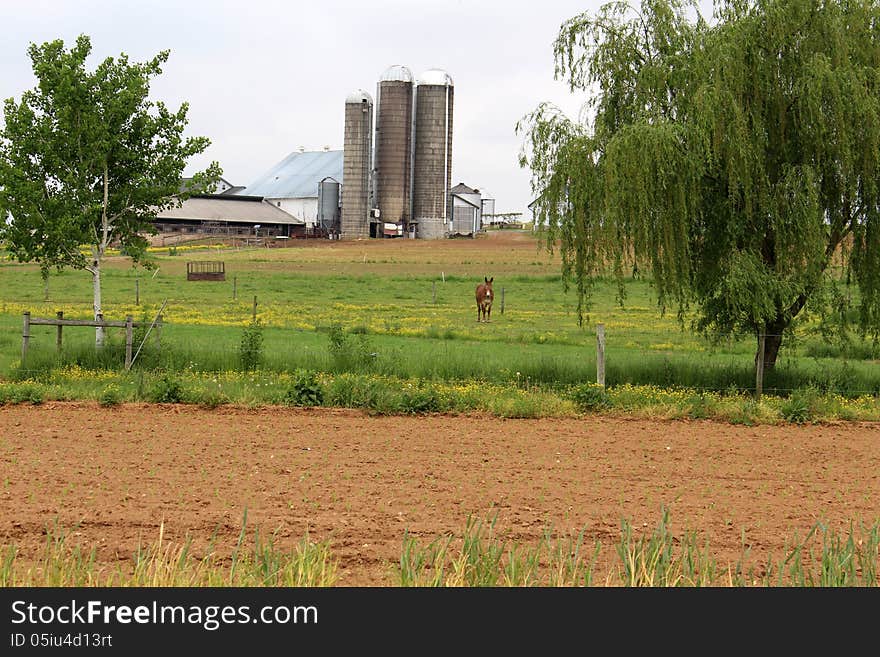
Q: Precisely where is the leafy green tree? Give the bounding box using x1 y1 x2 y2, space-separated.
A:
518 0 880 370
0 35 220 346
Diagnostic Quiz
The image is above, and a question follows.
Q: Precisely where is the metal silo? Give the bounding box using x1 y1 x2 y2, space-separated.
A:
341 89 373 239
412 68 454 240
374 65 414 236
317 176 340 235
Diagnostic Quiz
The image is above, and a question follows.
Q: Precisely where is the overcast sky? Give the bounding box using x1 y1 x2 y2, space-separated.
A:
0 0 712 217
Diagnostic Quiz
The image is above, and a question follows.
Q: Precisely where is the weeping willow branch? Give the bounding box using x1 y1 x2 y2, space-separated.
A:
518 0 880 369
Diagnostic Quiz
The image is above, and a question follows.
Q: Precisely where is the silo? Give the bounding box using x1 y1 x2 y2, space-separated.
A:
374 65 414 235
317 176 340 235
341 90 373 239
412 69 454 240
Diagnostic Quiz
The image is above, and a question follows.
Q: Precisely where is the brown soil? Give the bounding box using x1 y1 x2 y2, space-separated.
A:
2 402 878 585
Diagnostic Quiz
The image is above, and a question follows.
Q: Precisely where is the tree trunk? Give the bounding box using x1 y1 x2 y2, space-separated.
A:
760 333 783 371
92 260 105 348
755 321 786 372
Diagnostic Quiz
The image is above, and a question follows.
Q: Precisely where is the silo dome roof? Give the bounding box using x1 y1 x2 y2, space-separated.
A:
379 65 413 83
417 68 453 86
345 89 373 104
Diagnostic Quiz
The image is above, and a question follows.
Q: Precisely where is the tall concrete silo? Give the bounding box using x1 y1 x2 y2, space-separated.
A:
374 65 414 235
341 89 373 239
412 69 454 240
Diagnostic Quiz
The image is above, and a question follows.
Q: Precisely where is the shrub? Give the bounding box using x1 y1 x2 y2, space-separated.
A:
490 395 545 418
239 319 264 371
724 398 759 426
324 373 387 410
686 392 713 420
0 383 45 405
781 386 820 424
568 383 610 411
282 370 324 407
189 388 229 409
99 384 122 407
399 383 443 414
328 323 376 371
19 383 45 404
148 373 185 403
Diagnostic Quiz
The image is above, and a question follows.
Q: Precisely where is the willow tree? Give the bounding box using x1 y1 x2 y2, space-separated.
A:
0 35 220 346
518 0 880 370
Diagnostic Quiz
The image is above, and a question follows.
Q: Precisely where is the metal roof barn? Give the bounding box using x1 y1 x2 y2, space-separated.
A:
240 150 344 199
155 195 304 224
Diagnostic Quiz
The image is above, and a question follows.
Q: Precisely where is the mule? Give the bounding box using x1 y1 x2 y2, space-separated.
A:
476 276 494 322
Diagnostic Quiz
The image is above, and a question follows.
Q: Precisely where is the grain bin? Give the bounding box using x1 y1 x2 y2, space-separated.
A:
374 65 414 235
341 89 373 239
317 176 340 235
412 69 454 240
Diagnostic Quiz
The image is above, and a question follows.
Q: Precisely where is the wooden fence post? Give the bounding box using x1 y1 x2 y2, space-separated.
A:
432 281 436 304
56 311 64 351
252 295 257 322
233 275 237 300
136 277 140 305
755 330 766 400
21 312 30 365
596 323 606 388
501 287 505 315
125 315 133 370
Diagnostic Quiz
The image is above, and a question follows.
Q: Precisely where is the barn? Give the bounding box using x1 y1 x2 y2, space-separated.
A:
449 183 495 236
235 148 343 232
153 194 306 238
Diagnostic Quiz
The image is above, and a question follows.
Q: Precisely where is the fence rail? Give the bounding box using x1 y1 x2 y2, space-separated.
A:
21 311 163 370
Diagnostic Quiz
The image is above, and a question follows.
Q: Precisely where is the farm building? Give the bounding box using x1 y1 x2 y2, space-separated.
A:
341 66 457 240
236 148 344 233
449 182 486 236
155 64 512 241
153 194 306 238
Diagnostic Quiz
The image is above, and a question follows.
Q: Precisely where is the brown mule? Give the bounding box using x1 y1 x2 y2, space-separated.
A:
475 276 494 322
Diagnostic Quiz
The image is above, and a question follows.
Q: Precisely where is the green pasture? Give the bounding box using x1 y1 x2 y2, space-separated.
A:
2 235 880 410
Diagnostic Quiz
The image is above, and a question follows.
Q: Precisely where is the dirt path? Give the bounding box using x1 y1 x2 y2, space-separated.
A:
2 402 878 585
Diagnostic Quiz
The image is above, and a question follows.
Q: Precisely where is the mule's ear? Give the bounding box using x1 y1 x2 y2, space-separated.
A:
489 277 493 283
484 276 489 283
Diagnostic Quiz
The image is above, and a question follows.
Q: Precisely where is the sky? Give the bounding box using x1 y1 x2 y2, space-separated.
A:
0 0 711 218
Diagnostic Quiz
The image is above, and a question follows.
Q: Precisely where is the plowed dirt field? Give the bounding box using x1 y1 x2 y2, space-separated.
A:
2 402 878 585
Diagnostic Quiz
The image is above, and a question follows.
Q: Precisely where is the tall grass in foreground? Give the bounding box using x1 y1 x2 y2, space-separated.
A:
398 516 601 586
0 513 338 587
394 510 879 587
614 508 718 586
2 512 877 587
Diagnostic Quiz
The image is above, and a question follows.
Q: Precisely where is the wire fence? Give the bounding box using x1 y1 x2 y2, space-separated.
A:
8 338 880 400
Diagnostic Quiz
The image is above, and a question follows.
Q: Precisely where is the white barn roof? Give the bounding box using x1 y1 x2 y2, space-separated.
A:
239 150 344 200
156 195 305 224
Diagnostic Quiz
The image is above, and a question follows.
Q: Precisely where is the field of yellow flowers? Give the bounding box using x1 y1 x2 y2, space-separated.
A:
2 231 880 422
